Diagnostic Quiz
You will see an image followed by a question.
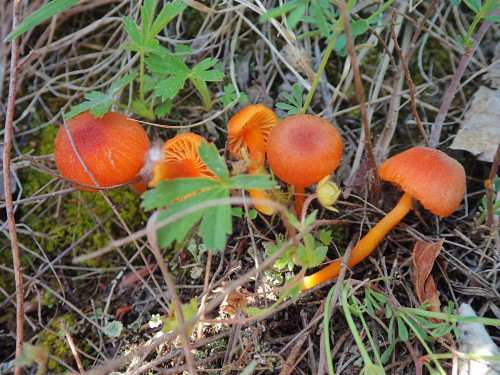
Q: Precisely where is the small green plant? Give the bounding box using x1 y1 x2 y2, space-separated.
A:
65 0 239 120
476 177 500 226
141 141 275 252
451 0 500 47
323 281 500 374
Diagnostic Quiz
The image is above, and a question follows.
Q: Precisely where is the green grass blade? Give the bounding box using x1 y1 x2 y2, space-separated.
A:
4 0 80 42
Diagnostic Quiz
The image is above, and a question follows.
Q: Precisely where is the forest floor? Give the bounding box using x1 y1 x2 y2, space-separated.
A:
1 0 499 374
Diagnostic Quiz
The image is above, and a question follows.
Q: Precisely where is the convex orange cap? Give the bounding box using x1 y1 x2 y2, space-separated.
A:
267 114 343 188
54 112 150 191
378 146 465 217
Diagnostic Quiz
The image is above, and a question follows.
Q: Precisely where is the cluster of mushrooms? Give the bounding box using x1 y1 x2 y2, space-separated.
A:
53 106 466 290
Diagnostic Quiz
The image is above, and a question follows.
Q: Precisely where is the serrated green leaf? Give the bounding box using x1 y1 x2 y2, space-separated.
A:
141 0 156 44
108 72 138 96
4 0 80 42
198 142 229 182
229 174 275 190
303 210 317 227
123 17 141 45
310 245 328 268
146 53 189 75
192 58 219 73
155 188 221 248
66 100 98 120
84 91 113 117
141 178 220 211
156 75 187 100
149 0 188 38
154 99 173 117
199 191 232 252
191 69 224 82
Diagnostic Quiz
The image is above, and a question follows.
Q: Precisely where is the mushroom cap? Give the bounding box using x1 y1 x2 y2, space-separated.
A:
267 114 343 187
149 132 217 187
227 104 278 159
378 146 466 217
54 112 150 191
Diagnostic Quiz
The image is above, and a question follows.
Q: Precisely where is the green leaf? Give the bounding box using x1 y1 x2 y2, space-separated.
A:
397 316 408 341
483 15 500 22
260 0 302 22
4 0 80 42
229 174 275 190
283 92 299 107
141 178 220 210
350 19 369 36
191 69 225 82
108 72 138 96
450 0 461 5
276 102 301 115
287 2 307 30
146 52 189 75
80 91 113 118
292 83 303 108
154 99 173 117
279 275 302 303
311 0 329 37
192 58 219 73
156 75 187 100
141 0 156 44
149 0 188 38
155 190 217 248
198 142 229 182
303 210 318 227
199 190 232 252
311 245 328 268
464 0 481 12
123 17 141 45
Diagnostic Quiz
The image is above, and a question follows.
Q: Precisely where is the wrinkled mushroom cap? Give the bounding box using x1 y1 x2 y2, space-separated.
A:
227 104 278 159
54 112 150 190
378 146 466 217
149 132 217 187
267 114 343 187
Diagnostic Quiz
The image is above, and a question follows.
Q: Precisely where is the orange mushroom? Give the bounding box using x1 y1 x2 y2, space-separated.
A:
302 146 466 290
228 104 278 215
54 112 150 191
266 114 343 218
148 132 217 188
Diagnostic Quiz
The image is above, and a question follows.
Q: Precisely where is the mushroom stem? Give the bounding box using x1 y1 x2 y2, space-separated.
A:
294 186 306 219
244 126 276 215
302 192 412 290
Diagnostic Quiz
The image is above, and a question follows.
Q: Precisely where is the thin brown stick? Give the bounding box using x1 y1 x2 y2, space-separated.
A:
3 2 24 374
485 141 500 226
60 320 85 374
390 11 431 148
337 0 380 204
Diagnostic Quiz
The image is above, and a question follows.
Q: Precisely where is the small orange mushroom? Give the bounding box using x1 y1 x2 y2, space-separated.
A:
266 114 343 218
302 146 466 290
228 104 278 215
54 112 150 191
148 132 217 188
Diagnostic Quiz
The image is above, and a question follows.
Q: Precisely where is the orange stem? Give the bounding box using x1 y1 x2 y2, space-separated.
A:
294 186 306 219
244 126 276 215
302 192 413 290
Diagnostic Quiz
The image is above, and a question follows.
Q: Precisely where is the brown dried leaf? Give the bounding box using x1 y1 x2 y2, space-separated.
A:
214 282 249 316
119 265 154 289
412 239 444 316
